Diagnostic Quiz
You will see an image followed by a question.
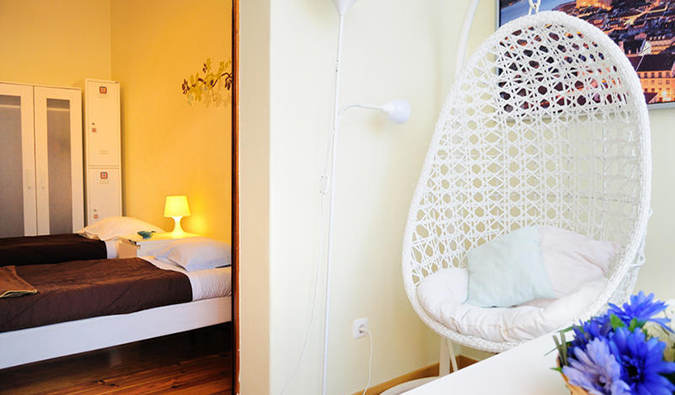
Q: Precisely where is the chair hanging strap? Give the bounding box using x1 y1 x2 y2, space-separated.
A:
455 0 543 78
528 0 542 15
454 0 480 79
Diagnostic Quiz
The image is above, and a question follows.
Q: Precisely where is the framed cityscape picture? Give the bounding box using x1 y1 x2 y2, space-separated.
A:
498 0 675 109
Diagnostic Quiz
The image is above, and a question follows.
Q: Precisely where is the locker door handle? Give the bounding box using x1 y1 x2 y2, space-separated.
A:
39 172 48 190
25 169 34 190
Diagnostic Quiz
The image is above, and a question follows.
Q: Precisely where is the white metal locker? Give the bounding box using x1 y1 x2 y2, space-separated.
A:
85 79 122 225
87 168 121 222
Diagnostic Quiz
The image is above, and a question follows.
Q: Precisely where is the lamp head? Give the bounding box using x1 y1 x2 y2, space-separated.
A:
330 0 358 16
381 100 411 124
164 195 191 218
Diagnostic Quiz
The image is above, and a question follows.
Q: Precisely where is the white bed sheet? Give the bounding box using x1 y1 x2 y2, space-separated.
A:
140 256 232 301
103 238 122 259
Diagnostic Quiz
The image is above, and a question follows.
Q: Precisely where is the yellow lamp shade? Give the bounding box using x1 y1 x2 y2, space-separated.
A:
164 195 191 218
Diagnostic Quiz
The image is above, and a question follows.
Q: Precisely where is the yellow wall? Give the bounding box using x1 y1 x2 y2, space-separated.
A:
111 0 232 242
0 0 232 242
0 0 111 87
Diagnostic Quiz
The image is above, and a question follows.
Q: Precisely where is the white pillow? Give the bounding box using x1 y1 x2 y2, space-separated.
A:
539 226 619 298
77 216 165 241
466 226 555 307
151 237 231 272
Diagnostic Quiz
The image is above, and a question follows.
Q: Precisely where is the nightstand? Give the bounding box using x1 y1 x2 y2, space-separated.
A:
118 232 199 258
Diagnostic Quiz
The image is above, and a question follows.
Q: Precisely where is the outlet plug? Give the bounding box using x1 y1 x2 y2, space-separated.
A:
352 317 368 339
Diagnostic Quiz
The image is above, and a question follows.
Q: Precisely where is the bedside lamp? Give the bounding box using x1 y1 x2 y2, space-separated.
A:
164 195 190 236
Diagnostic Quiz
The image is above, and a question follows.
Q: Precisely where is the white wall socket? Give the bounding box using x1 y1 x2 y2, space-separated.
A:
352 317 368 339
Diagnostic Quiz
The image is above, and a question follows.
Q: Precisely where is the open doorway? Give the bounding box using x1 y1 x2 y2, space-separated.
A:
0 0 239 393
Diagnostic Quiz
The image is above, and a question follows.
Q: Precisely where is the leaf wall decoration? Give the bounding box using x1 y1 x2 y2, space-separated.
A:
181 57 233 107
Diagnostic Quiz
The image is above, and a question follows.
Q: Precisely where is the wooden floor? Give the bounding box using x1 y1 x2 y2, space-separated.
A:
0 324 232 395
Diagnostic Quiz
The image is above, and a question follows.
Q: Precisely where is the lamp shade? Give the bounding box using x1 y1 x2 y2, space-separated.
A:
381 100 411 124
164 195 190 218
330 0 358 15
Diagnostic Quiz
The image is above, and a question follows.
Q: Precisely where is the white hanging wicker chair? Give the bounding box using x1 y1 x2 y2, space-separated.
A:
402 9 651 355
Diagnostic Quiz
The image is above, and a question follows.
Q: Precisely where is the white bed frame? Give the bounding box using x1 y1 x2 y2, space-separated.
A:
0 296 231 370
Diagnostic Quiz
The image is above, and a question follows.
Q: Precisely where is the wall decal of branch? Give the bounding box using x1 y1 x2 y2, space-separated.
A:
181 58 233 107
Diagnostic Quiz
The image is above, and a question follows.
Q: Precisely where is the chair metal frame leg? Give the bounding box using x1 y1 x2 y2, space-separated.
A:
440 337 459 376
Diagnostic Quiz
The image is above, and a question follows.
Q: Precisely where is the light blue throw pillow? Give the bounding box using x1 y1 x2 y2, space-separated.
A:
466 226 555 307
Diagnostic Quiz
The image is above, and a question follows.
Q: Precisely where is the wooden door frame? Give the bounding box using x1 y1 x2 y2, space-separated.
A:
231 0 240 393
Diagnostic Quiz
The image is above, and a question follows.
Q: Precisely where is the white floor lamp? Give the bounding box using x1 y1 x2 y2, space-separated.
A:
321 1 411 394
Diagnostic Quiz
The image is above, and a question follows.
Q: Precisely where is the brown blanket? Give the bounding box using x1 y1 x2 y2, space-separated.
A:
0 234 107 267
0 258 192 333
0 266 37 298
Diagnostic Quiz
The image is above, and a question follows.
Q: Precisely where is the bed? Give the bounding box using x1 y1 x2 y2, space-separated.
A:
0 217 232 370
0 233 109 266
0 215 164 266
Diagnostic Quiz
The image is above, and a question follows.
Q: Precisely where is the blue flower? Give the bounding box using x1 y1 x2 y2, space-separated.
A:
570 315 613 353
563 337 630 395
609 327 675 395
608 291 671 332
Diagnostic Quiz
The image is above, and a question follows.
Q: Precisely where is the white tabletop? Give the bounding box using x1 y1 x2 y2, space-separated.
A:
407 334 570 395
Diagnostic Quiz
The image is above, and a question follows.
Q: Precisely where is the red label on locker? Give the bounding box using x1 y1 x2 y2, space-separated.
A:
99 86 107 94
100 172 108 179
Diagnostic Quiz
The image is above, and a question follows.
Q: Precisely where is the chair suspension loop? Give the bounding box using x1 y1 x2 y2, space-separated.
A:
528 0 541 15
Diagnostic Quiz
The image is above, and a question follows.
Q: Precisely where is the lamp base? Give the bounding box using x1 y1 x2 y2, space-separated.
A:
171 216 186 237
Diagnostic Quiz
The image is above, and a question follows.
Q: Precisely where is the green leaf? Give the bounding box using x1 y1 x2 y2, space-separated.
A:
552 333 567 367
561 331 567 364
629 318 640 332
610 314 626 330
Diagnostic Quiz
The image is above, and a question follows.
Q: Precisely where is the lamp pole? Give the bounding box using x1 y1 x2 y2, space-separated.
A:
321 12 345 395
320 3 410 394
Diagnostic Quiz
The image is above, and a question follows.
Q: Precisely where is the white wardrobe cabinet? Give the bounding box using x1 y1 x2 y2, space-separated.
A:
0 82 84 237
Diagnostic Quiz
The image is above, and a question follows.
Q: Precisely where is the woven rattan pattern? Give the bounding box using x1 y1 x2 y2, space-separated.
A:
402 12 651 353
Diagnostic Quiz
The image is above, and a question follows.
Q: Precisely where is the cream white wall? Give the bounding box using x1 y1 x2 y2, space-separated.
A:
637 110 675 300
237 0 495 394
239 0 675 393
265 1 472 394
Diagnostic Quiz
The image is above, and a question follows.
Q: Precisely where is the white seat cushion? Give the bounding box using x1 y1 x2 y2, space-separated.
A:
417 268 606 344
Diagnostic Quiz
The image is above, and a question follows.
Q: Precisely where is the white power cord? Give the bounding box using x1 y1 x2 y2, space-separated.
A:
279 134 336 395
360 327 373 395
